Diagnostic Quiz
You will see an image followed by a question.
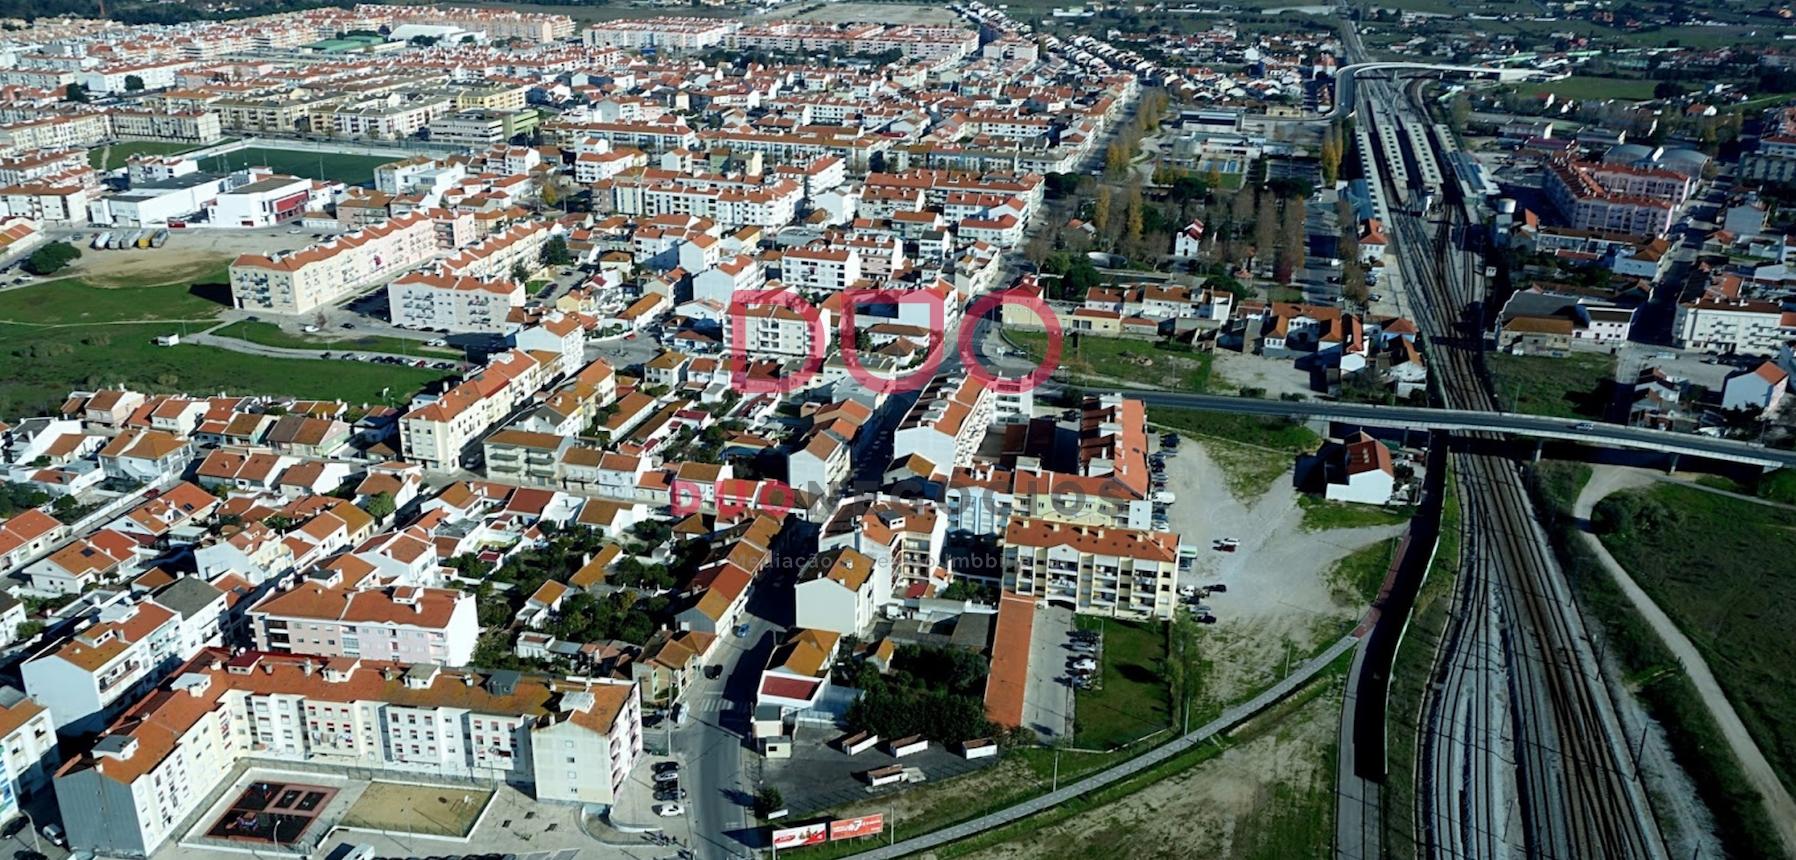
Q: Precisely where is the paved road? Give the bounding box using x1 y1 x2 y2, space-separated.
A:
1101 390 1796 468
1333 636 1384 860
186 329 463 367
1575 467 1796 857
856 634 1359 860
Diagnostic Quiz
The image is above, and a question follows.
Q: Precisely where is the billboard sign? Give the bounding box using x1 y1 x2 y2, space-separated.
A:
771 822 828 849
829 814 885 841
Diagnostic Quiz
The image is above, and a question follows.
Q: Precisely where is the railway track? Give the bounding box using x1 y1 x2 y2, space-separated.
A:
1360 79 1668 860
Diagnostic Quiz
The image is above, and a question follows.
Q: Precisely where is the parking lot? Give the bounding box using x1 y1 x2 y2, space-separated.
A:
1022 603 1077 741
761 733 998 816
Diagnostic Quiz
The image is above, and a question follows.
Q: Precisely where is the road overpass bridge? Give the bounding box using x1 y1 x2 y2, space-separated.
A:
1110 390 1796 469
1263 61 1558 122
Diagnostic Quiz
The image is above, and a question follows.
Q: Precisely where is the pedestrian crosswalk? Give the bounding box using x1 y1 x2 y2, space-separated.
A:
689 691 729 714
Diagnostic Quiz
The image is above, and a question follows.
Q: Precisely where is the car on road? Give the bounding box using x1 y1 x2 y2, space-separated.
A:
655 804 685 817
1571 422 1595 431
705 664 723 680
1212 538 1239 552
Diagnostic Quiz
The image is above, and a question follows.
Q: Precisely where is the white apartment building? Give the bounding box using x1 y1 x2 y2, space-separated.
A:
22 581 228 735
793 548 886 636
894 373 993 470
1675 298 1794 356
0 688 57 824
388 270 525 333
108 109 224 144
780 245 861 292
442 219 555 281
722 294 832 359
54 651 640 858
250 583 480 666
582 17 737 52
1002 517 1178 620
401 349 551 469
230 212 438 314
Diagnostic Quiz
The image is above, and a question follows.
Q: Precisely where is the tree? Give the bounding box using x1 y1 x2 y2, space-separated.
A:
538 175 560 210
23 241 79 276
1104 141 1130 176
510 261 531 284
124 74 144 92
867 150 888 174
753 787 784 818
363 491 396 520
1251 191 1278 272
540 234 572 267
1092 186 1113 239
1319 135 1341 186
63 82 87 102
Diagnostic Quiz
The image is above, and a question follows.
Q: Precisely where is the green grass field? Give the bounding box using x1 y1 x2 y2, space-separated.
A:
1517 76 1660 102
1489 352 1615 419
1596 483 1796 797
1299 496 1415 532
0 268 443 418
1326 537 1399 606
194 147 397 185
1073 616 1171 749
214 320 460 358
1014 332 1216 392
88 140 214 171
1150 407 1320 452
0 268 228 325
0 322 442 418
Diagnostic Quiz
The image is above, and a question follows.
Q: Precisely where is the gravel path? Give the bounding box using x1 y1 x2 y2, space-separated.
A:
1576 465 1796 857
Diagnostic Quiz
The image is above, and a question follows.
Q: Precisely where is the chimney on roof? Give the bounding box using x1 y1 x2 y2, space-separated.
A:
301 661 314 676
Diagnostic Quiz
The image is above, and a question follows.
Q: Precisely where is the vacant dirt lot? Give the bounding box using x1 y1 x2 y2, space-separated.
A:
69 228 318 284
341 782 492 837
959 683 1341 860
1164 438 1405 707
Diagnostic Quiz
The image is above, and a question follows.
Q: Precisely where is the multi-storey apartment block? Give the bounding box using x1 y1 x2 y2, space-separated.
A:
229 212 438 314
54 650 639 857
1002 518 1178 620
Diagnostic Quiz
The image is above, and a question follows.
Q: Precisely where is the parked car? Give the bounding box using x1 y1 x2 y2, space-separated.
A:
655 804 685 817
42 824 65 847
733 623 751 638
1208 583 1228 593
705 664 723 680
655 788 688 802
1197 614 1218 625
652 761 680 774
653 770 681 784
